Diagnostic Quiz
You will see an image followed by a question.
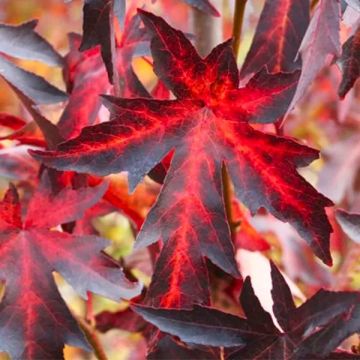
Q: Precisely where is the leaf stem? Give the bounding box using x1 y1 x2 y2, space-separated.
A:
110 0 121 96
310 0 320 11
232 0 247 59
222 165 236 234
77 315 108 360
86 291 95 327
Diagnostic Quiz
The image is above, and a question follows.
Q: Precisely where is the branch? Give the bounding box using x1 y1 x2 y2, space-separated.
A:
232 0 247 59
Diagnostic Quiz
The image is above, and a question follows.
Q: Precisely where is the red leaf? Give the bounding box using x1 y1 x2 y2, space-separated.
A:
0 113 26 131
240 0 309 76
32 11 333 309
338 25 360 98
0 174 141 358
59 14 149 139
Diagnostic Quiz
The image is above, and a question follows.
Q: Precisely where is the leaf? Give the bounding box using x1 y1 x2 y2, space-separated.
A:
0 146 39 181
134 262 360 359
0 175 141 358
96 307 147 333
182 0 220 16
0 20 63 66
0 113 26 131
289 0 341 110
336 209 360 243
240 0 309 77
294 304 360 359
80 0 115 82
133 304 250 347
59 14 148 139
148 336 221 360
0 56 67 104
338 25 360 98
32 11 333 309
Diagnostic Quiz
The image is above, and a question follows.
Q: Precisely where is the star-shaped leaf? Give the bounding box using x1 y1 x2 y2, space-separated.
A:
0 175 141 358
32 10 333 309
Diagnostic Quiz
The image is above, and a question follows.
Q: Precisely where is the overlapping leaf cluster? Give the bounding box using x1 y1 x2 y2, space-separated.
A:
0 0 359 358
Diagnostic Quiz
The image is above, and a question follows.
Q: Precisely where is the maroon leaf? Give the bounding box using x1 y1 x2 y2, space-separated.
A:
240 0 309 77
336 209 360 244
134 263 360 359
148 336 220 360
80 0 115 83
32 11 333 309
289 0 341 110
338 25 360 98
133 304 250 347
294 304 360 359
96 307 146 333
0 175 141 358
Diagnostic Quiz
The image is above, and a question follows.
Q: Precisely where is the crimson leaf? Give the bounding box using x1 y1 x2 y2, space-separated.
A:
0 175 141 358
59 13 148 139
240 0 309 77
32 10 333 309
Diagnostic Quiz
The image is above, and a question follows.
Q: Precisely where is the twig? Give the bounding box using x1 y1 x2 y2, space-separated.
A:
232 0 247 59
77 315 108 360
110 0 121 96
